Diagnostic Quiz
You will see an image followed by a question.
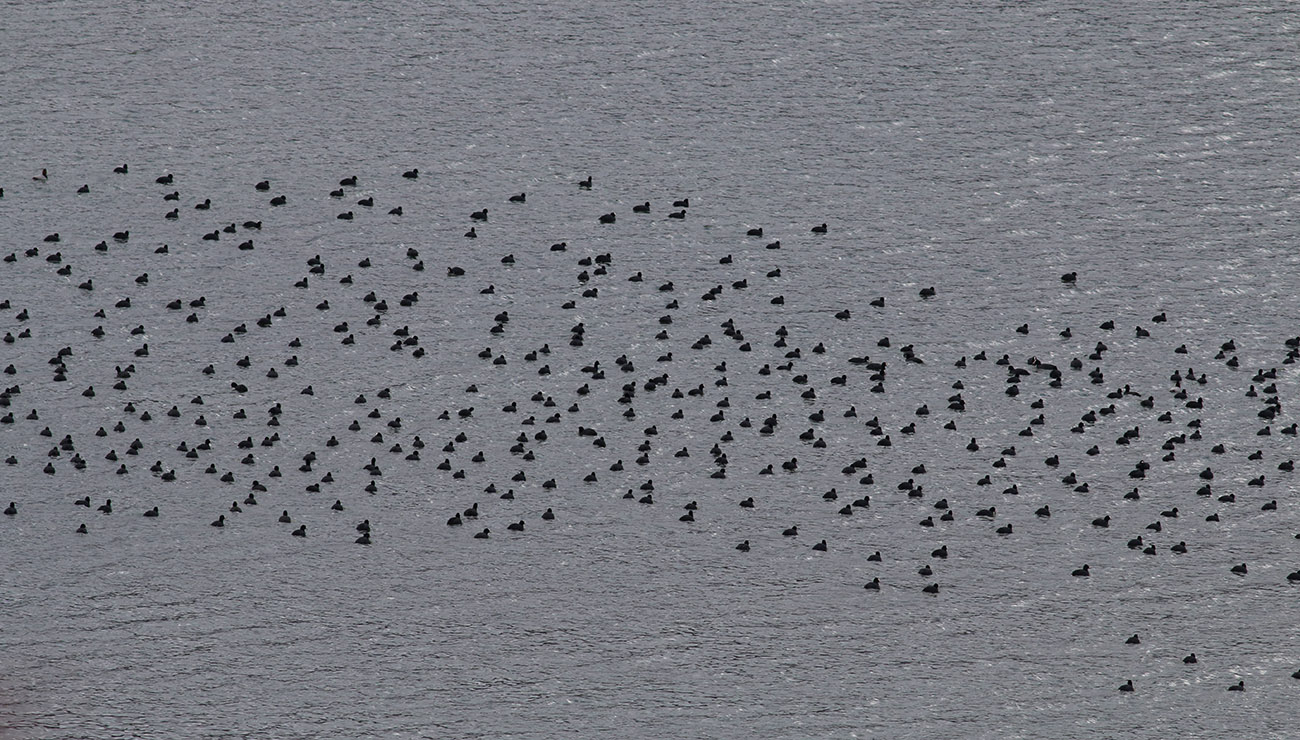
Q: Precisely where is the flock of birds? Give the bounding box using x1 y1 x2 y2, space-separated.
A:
1 164 1298 694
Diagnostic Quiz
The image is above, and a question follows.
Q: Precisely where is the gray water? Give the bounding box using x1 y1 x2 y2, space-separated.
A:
2 1 1298 737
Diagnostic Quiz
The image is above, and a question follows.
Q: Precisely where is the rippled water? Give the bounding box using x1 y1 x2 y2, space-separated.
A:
2 1 1298 738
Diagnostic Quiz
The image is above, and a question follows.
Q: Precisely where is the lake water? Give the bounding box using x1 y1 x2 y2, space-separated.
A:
1 1 1298 737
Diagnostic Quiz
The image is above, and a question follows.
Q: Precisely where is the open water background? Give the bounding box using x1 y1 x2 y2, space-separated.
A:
1 1 1299 737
